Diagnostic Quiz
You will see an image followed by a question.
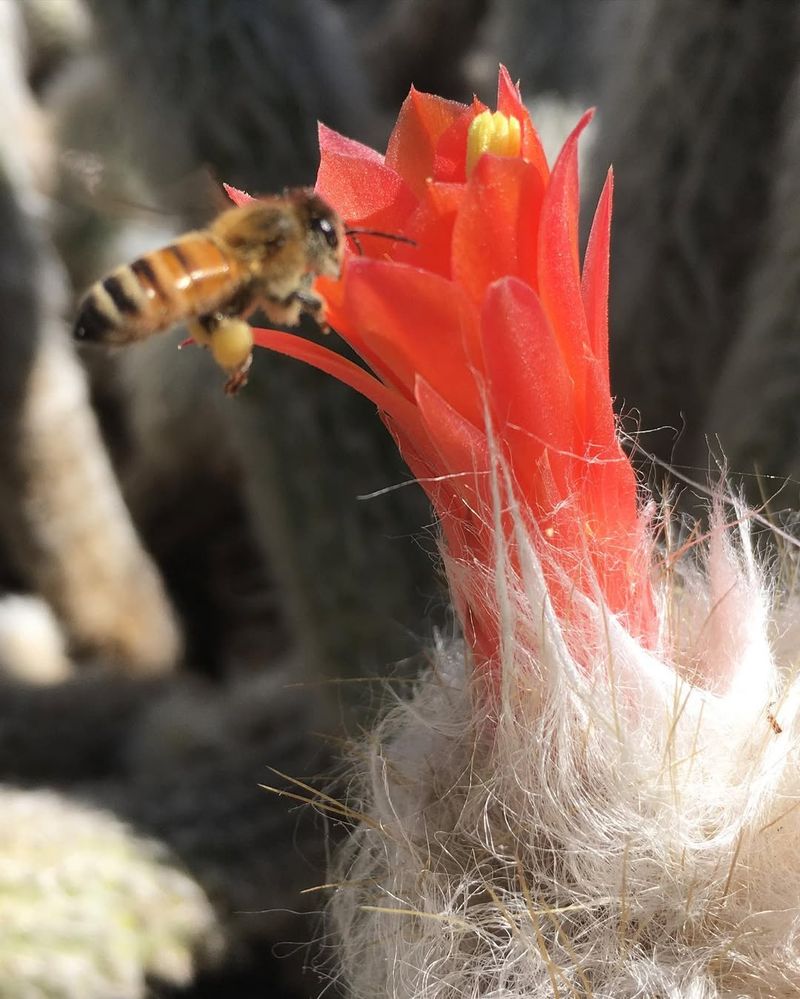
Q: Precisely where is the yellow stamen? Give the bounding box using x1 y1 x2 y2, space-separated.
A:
466 110 522 176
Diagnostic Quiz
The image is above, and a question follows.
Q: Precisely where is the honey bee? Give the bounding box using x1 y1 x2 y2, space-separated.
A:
73 187 346 394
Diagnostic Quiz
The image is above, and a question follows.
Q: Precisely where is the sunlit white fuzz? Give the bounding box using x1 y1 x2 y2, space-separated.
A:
328 492 800 998
0 594 72 684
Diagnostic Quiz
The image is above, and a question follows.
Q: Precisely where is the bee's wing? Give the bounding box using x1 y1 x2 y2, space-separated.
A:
58 151 222 227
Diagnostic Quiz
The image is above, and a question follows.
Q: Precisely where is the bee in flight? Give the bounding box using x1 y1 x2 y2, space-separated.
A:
74 188 347 394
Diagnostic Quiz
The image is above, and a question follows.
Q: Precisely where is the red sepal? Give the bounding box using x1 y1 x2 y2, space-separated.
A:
452 155 544 305
386 88 468 198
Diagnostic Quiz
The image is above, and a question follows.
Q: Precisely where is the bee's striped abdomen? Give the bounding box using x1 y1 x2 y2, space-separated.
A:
74 233 247 346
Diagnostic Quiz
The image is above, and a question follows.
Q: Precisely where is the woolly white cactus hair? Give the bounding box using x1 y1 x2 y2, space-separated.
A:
235 67 800 996
327 490 800 999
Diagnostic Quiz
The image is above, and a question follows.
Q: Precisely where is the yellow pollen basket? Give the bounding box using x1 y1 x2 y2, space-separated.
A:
466 110 522 176
210 318 253 373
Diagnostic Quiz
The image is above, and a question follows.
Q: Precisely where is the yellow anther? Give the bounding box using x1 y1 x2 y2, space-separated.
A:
466 110 522 176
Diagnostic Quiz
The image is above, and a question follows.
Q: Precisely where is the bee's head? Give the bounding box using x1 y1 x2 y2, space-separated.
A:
213 191 344 280
290 189 345 280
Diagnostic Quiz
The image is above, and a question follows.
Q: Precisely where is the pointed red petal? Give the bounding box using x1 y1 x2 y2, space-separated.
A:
433 100 486 184
390 181 464 277
580 170 616 450
396 434 492 644
382 415 471 561
316 123 416 229
496 65 549 186
410 378 497 658
481 277 576 499
582 168 613 389
452 155 544 306
223 183 255 206
579 446 655 640
537 109 594 432
581 439 641 541
318 123 385 165
386 88 467 198
414 375 489 508
344 259 483 424
251 326 418 433
313 271 404 389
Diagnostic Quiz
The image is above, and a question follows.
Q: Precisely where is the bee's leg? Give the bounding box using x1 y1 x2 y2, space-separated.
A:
221 350 253 396
195 312 254 395
294 289 329 333
185 316 213 348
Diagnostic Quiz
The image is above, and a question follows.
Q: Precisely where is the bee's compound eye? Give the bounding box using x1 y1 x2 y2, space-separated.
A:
312 216 339 250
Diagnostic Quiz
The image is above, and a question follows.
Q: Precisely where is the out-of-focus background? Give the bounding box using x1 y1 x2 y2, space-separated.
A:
1 0 799 995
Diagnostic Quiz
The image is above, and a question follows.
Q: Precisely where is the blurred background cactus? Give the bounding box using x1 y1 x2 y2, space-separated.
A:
0 786 222 998
1 0 800 994
589 0 800 508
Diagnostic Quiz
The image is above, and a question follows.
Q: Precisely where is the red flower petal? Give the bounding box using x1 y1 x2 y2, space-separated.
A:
381 414 478 569
582 169 613 395
343 259 483 424
386 88 467 198
251 326 420 433
578 175 619 457
316 123 416 230
390 182 464 277
581 440 641 541
496 65 549 186
537 109 594 433
481 277 575 499
452 155 544 306
311 271 400 391
432 100 486 184
223 183 255 206
414 375 489 511
319 123 385 166
581 458 655 640
231 68 658 664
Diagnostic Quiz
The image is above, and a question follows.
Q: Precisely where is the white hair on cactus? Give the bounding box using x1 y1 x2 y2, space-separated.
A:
326 479 800 998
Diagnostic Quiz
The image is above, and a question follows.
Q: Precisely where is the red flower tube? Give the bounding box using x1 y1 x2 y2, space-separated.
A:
231 66 657 669
224 83 800 994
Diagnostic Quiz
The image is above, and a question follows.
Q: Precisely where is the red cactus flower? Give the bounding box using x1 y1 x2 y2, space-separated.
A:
230 66 657 668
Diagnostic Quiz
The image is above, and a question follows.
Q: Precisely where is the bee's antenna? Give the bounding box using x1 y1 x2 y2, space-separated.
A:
345 227 417 253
